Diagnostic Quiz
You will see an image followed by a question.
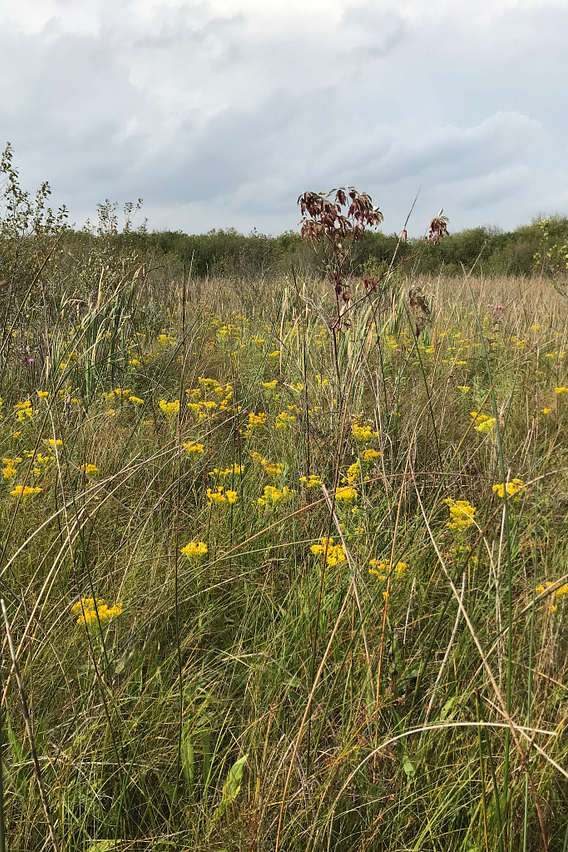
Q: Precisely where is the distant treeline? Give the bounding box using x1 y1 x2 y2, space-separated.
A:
3 214 568 287
141 215 568 280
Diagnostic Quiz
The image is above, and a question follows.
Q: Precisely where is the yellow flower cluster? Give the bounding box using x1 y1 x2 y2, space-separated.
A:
352 423 379 441
181 541 208 559
335 486 357 502
470 412 496 433
71 597 123 626
492 478 526 499
81 464 99 475
310 538 347 567
250 452 283 475
262 379 278 390
14 400 38 422
103 388 132 400
347 460 361 484
257 485 294 507
22 451 54 477
246 412 267 430
555 387 568 394
445 499 476 530
535 581 568 612
10 485 42 497
209 464 245 477
159 399 180 415
186 380 234 418
299 474 323 488
369 558 409 580
360 448 381 463
183 441 204 454
2 457 22 479
207 486 238 505
275 410 296 428
157 332 175 347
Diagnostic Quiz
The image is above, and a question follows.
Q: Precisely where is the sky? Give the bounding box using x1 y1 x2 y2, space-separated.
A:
1 0 567 238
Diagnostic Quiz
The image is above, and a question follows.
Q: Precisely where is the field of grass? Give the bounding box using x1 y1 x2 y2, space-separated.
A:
0 265 567 852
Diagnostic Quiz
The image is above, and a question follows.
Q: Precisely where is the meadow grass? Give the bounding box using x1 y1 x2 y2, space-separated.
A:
0 268 567 852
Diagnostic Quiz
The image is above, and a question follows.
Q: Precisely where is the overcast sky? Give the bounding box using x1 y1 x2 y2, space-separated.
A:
1 0 567 237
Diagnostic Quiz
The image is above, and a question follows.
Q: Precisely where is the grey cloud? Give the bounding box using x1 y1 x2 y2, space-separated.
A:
0 0 566 238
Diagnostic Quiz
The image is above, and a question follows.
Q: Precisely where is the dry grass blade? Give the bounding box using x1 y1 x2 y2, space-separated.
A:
1 600 61 852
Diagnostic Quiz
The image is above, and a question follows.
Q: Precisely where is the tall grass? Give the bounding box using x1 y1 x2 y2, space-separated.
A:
0 266 566 851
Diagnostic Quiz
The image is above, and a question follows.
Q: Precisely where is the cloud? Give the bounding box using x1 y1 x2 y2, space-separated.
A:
0 0 567 237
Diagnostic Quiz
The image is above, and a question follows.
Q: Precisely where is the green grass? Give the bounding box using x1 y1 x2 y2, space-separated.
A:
0 266 566 851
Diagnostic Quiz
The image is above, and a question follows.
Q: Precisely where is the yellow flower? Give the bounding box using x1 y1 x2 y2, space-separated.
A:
209 464 244 477
445 499 476 530
299 474 323 488
3 465 17 479
104 388 131 400
352 423 378 441
181 541 208 559
268 350 280 358
72 597 122 626
207 486 238 505
262 380 278 390
183 441 204 454
16 403 35 421
492 478 526 500
275 411 296 428
457 386 470 392
369 569 387 580
310 537 346 567
81 464 99 475
246 412 267 429
45 438 63 449
159 399 180 415
346 461 361 484
360 449 381 463
336 486 357 502
37 390 50 398
555 387 568 394
369 558 409 579
541 408 552 415
474 417 496 433
251 453 283 475
264 462 283 475
257 485 294 507
129 396 144 405
10 485 42 497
